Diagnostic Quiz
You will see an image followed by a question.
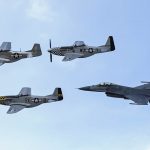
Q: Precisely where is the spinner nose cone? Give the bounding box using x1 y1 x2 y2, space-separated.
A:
48 49 53 53
48 47 60 53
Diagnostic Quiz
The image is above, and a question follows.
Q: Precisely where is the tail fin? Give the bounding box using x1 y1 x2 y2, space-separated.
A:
105 36 115 51
27 44 42 57
52 88 63 101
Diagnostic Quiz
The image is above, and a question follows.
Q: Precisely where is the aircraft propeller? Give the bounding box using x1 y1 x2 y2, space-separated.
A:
49 39 52 62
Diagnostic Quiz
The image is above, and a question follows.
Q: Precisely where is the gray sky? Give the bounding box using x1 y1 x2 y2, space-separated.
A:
0 0 150 150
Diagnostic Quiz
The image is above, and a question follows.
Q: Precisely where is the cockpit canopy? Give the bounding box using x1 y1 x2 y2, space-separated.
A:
98 82 115 86
73 41 86 47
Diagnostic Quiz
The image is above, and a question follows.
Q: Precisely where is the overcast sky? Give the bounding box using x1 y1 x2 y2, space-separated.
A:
0 0 150 150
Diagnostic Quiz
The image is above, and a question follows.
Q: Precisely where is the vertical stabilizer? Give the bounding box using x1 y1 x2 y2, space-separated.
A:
52 88 63 101
105 36 115 51
27 44 42 57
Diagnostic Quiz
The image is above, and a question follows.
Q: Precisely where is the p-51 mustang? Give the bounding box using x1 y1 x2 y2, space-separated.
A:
0 87 63 114
79 81 150 105
0 42 42 66
48 36 115 62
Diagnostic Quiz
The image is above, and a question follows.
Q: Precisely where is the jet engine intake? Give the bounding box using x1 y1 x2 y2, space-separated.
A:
105 92 128 99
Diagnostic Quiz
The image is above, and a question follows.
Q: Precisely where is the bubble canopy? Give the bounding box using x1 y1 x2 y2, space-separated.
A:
73 41 86 47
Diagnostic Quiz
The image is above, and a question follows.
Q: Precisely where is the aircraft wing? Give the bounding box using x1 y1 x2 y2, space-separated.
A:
62 53 83 61
135 84 150 90
0 42 11 51
0 58 10 66
7 105 26 114
19 87 31 96
125 94 150 105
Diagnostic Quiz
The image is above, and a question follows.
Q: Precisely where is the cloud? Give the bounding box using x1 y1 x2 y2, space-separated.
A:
26 0 54 22
0 0 23 11
144 145 150 150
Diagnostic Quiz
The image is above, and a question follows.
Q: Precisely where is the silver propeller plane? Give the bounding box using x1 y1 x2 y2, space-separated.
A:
0 87 63 114
48 36 115 62
79 82 150 105
0 42 42 66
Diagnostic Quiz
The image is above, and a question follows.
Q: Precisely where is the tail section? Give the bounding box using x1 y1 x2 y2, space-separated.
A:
27 44 42 57
52 88 63 101
105 36 115 51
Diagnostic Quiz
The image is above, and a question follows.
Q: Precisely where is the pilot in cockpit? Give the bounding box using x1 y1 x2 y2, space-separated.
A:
98 82 115 86
73 41 86 47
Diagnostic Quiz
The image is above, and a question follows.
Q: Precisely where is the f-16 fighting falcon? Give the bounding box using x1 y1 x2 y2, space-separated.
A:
0 42 42 66
79 82 150 105
48 36 115 62
0 87 63 114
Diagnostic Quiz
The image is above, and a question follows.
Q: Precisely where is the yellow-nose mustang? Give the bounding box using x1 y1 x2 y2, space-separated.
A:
0 87 63 114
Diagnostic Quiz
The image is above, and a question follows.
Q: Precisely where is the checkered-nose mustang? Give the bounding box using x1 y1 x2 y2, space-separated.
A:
0 42 42 66
0 87 63 114
48 36 115 62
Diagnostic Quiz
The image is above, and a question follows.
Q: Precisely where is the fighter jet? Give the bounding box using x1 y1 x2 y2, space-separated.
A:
0 87 63 114
79 82 150 105
48 36 115 62
0 42 42 66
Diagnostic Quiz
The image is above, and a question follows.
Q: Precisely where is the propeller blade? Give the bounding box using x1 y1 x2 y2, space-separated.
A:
50 53 52 62
49 39 51 49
